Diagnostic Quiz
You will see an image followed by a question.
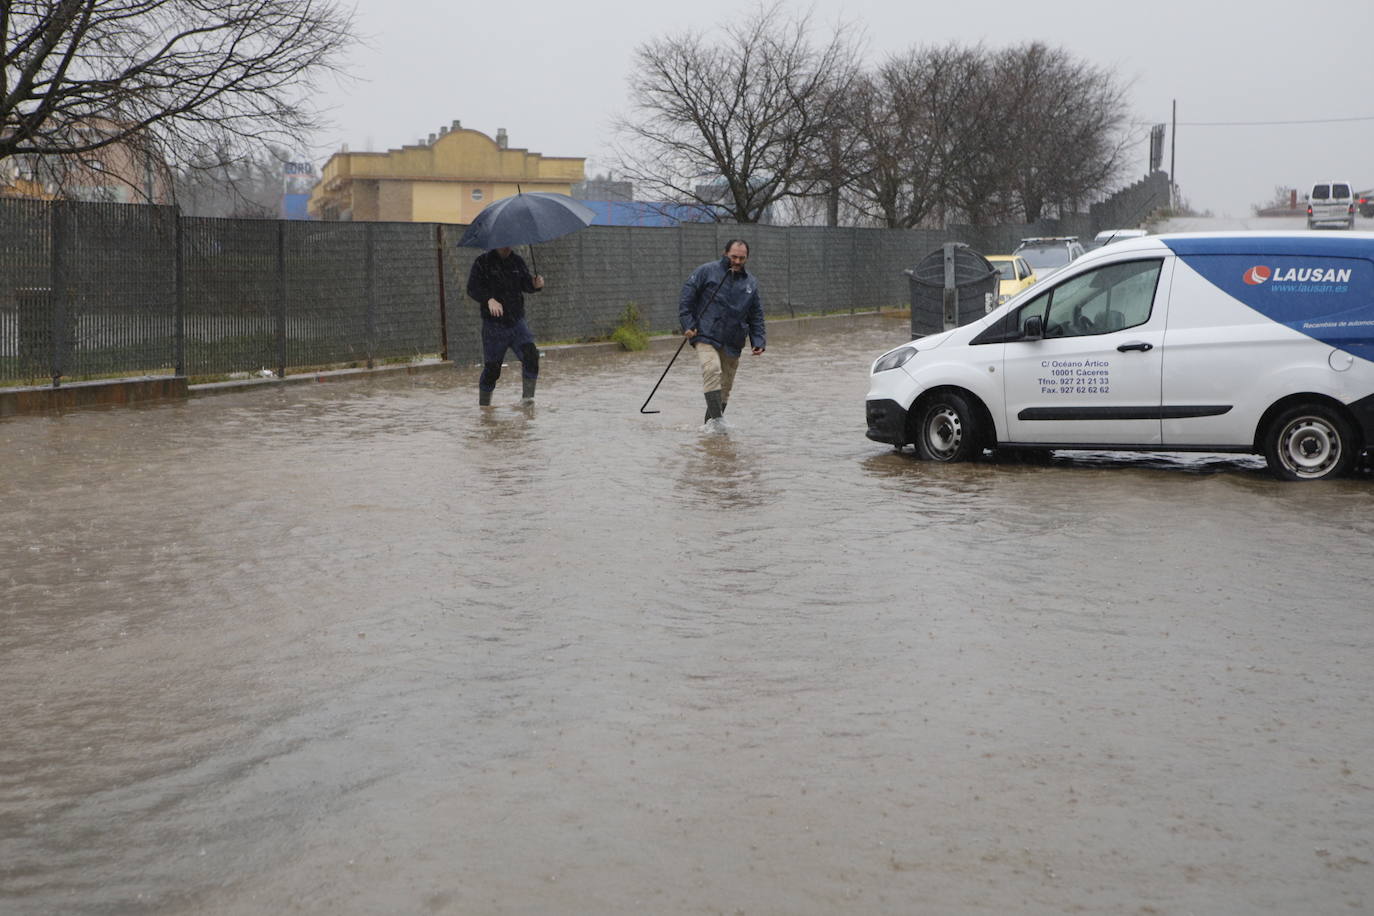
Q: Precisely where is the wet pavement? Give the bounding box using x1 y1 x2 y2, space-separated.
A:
2 315 1372 914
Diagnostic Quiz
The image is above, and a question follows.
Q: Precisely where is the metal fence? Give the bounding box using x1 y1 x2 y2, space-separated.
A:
1 171 1170 386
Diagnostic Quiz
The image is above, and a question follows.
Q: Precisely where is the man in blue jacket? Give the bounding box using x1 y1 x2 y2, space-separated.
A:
678 239 766 421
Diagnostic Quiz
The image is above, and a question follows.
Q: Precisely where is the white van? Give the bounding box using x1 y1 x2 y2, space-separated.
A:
1308 181 1355 230
865 232 1374 480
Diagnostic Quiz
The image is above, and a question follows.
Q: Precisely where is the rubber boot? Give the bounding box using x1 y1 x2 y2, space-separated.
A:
704 389 723 421
522 376 536 403
479 388 492 406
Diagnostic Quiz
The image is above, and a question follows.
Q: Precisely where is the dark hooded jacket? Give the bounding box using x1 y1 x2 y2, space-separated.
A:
677 257 766 357
467 249 538 326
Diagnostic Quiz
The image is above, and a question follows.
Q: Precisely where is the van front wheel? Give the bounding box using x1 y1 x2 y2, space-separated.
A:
1262 404 1355 481
914 392 981 462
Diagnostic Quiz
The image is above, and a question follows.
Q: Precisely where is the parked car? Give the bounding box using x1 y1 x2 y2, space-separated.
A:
1011 236 1085 280
865 231 1374 481
1307 180 1355 229
1358 190 1374 219
986 255 1037 305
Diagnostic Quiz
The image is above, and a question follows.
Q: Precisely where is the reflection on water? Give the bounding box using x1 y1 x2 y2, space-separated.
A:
675 423 773 511
2 320 1373 915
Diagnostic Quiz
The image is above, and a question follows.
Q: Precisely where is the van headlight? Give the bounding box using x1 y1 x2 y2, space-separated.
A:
873 346 917 374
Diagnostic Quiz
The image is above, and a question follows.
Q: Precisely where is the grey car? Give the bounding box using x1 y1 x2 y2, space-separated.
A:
1012 236 1086 280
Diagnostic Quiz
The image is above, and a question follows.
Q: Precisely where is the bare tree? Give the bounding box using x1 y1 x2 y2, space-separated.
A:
1 0 353 201
614 2 861 224
996 43 1132 222
843 42 1132 228
171 145 297 217
847 45 992 228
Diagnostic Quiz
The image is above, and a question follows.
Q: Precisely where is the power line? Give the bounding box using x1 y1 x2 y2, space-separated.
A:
1177 115 1374 127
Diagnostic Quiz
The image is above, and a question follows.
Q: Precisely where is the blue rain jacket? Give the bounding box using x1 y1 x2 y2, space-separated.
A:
677 258 766 357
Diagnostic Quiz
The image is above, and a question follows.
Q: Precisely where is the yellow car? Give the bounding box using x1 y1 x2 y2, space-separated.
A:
987 255 1037 305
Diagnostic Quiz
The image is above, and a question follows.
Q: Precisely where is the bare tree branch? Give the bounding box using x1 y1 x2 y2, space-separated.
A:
995 43 1133 222
1 0 354 201
613 1 861 224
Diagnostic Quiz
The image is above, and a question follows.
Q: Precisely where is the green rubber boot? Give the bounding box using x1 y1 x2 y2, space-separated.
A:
704 389 723 421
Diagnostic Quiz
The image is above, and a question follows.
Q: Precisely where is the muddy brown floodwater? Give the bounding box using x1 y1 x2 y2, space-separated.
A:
2 315 1372 915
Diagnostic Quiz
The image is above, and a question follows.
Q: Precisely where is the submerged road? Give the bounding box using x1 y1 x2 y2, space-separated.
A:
2 314 1372 914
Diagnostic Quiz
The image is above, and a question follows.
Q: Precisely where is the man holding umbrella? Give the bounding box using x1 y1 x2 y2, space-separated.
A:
679 239 766 421
458 190 596 406
467 246 543 406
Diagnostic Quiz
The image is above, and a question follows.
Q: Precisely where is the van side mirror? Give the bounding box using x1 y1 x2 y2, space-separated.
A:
1023 315 1044 340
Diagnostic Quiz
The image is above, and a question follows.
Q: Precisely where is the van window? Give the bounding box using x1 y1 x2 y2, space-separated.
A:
1017 260 1163 338
1333 183 1352 198
1312 184 1331 201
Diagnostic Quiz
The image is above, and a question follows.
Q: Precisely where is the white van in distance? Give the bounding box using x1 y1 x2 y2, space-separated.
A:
1308 181 1356 230
865 233 1374 480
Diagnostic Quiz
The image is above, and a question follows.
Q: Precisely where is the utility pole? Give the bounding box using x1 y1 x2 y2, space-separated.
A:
1170 99 1177 210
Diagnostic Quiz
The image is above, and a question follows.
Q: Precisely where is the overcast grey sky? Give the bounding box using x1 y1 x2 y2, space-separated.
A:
316 0 1374 218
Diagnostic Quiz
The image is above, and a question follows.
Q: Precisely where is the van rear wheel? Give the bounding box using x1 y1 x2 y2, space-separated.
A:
1262 404 1355 481
914 391 981 462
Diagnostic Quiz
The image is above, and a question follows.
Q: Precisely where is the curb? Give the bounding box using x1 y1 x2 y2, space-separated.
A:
1 310 909 412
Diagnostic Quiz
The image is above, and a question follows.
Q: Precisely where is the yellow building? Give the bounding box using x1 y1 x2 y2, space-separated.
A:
308 122 584 223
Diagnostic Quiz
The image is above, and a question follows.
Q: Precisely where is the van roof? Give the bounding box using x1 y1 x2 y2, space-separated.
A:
1159 232 1374 258
1074 230 1374 261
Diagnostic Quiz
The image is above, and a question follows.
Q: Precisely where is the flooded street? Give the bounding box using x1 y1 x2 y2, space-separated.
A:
2 315 1372 914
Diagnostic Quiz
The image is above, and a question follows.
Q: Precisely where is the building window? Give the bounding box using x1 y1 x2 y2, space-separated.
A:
471 188 483 201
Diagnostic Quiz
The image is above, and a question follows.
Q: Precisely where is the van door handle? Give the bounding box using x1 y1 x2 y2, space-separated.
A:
1117 341 1153 352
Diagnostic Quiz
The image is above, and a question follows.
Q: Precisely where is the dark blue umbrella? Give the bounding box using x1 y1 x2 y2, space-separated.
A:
457 191 596 250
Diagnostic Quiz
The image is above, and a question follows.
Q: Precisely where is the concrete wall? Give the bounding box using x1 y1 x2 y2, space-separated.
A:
0 376 187 416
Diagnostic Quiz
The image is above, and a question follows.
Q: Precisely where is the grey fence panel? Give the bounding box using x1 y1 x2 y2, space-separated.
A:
181 218 283 377
850 228 902 311
364 222 443 361
530 229 596 344
82 203 176 378
1 201 178 384
678 224 721 273
741 225 784 321
442 235 481 367
0 199 54 385
557 229 610 342
784 229 829 316
627 228 682 334
282 221 368 369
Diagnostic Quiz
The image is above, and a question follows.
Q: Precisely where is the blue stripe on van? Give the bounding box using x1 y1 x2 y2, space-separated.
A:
1163 237 1374 361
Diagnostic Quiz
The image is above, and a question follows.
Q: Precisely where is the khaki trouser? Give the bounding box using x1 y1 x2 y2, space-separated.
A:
695 342 740 403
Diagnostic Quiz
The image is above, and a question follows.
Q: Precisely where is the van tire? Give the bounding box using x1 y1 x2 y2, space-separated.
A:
914 391 981 462
1262 403 1356 481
